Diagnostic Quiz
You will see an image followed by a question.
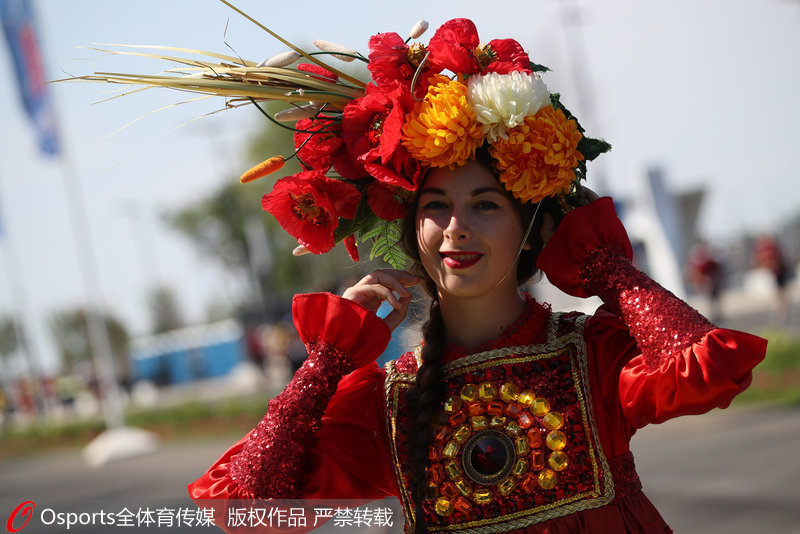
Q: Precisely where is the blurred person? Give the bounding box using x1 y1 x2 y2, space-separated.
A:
686 239 725 323
754 234 792 324
177 18 769 533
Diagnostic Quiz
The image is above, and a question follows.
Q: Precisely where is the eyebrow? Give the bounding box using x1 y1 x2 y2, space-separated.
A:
419 186 506 197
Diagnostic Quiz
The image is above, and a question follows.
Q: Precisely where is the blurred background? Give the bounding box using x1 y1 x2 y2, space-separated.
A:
0 0 798 533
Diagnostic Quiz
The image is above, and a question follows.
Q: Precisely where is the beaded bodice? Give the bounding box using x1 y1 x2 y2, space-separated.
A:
384 312 617 533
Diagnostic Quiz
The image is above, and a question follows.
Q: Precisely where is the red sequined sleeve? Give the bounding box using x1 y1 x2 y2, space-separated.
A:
187 292 393 500
538 198 766 428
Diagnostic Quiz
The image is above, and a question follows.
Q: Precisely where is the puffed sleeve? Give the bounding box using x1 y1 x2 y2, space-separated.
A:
539 198 767 430
188 292 395 500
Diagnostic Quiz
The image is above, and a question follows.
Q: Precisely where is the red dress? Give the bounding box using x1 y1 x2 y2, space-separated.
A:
188 199 766 533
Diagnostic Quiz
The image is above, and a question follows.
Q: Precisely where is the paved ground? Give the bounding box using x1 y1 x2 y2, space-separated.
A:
2 405 799 533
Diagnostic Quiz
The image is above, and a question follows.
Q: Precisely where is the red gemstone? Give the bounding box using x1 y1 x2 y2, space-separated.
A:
470 436 508 476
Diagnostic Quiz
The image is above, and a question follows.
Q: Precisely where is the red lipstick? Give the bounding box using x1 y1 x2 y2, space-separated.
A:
441 251 482 269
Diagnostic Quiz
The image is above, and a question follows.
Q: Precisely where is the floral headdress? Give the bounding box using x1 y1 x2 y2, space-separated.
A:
69 3 609 268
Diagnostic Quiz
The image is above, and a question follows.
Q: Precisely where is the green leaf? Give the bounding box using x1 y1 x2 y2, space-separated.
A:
361 218 408 269
577 137 612 162
530 62 550 73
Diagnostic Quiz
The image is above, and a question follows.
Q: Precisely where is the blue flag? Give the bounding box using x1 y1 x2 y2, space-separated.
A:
1 0 59 155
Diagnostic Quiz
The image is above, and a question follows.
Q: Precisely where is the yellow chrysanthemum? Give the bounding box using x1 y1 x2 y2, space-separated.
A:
401 75 484 168
489 105 584 203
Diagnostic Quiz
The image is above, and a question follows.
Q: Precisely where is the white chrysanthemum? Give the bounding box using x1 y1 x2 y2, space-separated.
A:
467 71 551 142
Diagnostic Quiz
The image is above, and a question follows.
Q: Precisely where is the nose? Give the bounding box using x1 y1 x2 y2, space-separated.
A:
443 210 470 242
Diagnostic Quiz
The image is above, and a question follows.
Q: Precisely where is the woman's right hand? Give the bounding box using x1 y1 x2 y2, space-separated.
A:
342 270 419 332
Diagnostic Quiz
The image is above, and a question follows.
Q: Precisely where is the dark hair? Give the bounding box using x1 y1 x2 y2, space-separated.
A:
399 148 563 532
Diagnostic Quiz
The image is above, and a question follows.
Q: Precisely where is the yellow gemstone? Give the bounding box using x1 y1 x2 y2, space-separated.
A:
518 390 535 406
546 430 567 451
512 457 529 478
444 395 463 414
434 497 454 516
445 460 460 480
490 415 507 428
460 383 479 403
474 489 492 505
455 478 472 497
530 397 551 417
538 469 558 490
543 411 565 430
506 421 521 437
499 382 520 403
549 451 569 471
471 416 488 431
498 477 517 495
453 424 471 444
478 382 497 401
443 439 460 458
515 436 530 455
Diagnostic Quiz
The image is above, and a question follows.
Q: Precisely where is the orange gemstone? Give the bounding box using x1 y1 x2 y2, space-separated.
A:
519 473 537 494
453 496 473 514
531 450 545 471
487 400 506 415
435 426 453 443
468 402 485 416
527 430 542 448
504 403 522 418
429 463 444 484
429 446 442 462
517 412 534 429
449 411 467 427
441 481 458 499
425 482 438 501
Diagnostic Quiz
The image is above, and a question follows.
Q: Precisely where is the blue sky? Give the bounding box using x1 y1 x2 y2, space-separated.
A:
0 0 798 375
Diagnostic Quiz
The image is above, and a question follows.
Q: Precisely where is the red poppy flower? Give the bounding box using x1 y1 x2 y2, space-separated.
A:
294 116 343 173
343 234 359 262
261 171 361 254
363 147 425 192
368 32 437 97
427 18 531 75
342 82 414 179
297 63 338 82
366 180 415 221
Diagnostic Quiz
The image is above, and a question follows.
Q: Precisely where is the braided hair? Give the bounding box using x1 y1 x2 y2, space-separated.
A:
399 148 563 532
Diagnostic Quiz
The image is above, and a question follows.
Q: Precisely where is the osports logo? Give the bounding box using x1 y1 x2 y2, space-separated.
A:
6 501 35 533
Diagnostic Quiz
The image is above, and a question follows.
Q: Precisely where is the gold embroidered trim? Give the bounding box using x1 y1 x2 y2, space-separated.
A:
385 314 615 533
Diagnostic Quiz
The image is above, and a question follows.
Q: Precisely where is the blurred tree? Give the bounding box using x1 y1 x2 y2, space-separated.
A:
165 102 359 319
0 315 19 357
48 308 130 381
148 286 184 333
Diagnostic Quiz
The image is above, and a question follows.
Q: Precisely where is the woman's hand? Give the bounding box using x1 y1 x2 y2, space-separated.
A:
342 270 419 331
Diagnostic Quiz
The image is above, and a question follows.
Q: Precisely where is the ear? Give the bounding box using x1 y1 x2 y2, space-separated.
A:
538 211 556 246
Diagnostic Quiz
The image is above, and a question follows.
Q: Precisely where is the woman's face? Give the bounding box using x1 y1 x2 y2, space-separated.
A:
416 161 526 300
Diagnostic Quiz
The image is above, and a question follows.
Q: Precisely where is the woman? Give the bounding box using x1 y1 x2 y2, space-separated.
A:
188 148 765 532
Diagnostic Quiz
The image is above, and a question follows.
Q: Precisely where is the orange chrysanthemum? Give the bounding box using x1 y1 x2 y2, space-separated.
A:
489 105 584 203
401 75 484 168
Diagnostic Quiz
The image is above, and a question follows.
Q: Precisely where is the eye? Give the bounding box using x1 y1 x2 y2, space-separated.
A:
474 199 500 210
421 199 448 210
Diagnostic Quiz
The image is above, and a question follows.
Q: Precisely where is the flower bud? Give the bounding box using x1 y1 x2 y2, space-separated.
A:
408 20 429 39
273 105 320 121
313 39 357 62
258 50 300 68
